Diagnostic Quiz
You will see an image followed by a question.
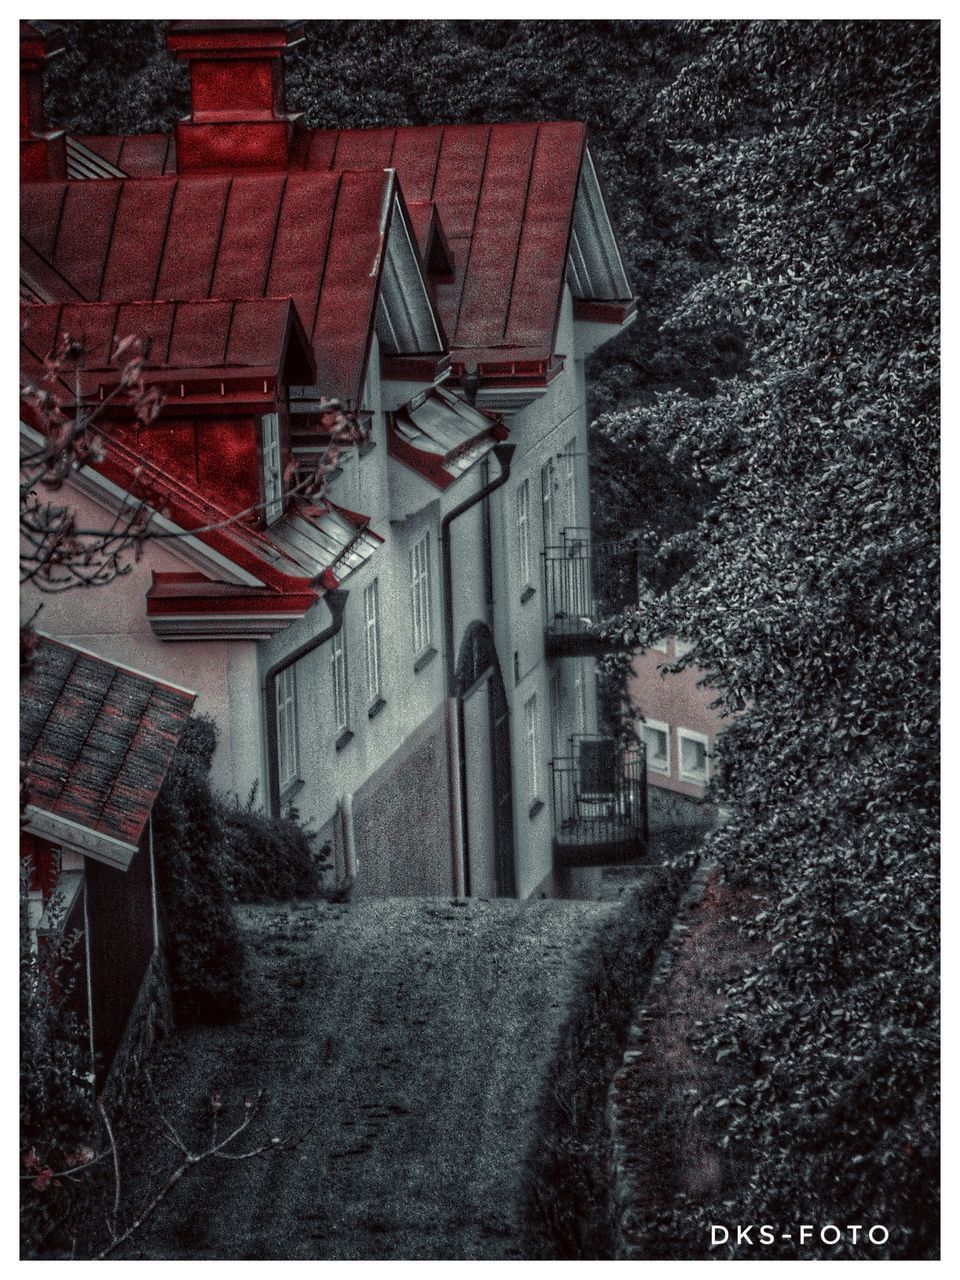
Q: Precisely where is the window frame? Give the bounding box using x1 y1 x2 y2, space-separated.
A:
331 628 349 735
261 411 284 525
563 438 578 528
409 532 433 657
275 665 300 790
517 478 531 588
363 577 382 705
540 460 555 549
524 693 539 799
639 716 671 777
677 727 710 786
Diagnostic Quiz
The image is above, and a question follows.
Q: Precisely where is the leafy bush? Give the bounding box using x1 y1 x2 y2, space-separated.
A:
523 862 690 1259
151 716 247 1023
220 790 322 903
20 864 95 1258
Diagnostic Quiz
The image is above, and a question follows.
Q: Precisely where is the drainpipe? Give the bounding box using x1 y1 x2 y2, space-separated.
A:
263 588 349 817
340 791 357 881
440 441 516 895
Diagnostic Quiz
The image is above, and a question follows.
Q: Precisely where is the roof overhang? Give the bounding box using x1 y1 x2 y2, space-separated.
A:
22 804 137 872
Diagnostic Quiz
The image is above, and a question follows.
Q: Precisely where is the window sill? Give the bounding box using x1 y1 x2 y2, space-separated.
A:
280 776 306 803
528 798 545 820
335 729 354 753
520 585 536 605
413 646 438 674
367 696 386 720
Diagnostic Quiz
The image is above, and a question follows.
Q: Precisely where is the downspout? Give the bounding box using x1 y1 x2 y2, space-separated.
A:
263 588 349 817
440 441 516 896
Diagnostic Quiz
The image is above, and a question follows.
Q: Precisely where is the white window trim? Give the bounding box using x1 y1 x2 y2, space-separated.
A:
275 666 300 790
563 438 578 528
639 717 671 777
540 461 555 549
678 727 711 786
331 630 349 734
410 533 433 656
524 694 539 799
517 478 531 587
363 578 382 704
262 411 284 525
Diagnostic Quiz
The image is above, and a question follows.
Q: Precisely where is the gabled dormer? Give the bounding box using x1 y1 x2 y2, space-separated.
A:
565 145 637 354
375 184 450 411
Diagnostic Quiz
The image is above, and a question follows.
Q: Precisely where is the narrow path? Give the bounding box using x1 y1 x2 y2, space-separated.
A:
120 896 615 1260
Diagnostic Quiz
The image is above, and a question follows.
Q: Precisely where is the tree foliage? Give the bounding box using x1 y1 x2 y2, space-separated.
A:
606 20 939 1258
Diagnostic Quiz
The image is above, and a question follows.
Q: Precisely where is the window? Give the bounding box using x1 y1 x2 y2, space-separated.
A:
675 636 696 659
639 718 670 776
524 694 539 798
262 411 284 524
410 533 432 656
275 666 300 789
563 438 578 527
331 629 349 734
540 461 555 547
678 728 710 785
550 668 563 756
648 637 668 654
363 578 382 704
517 479 531 586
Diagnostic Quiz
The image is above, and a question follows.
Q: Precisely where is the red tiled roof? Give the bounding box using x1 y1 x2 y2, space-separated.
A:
20 169 392 404
20 635 196 861
75 122 594 370
20 297 315 392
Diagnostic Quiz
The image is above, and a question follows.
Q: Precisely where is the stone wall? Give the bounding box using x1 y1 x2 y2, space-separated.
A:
99 946 172 1120
351 705 454 897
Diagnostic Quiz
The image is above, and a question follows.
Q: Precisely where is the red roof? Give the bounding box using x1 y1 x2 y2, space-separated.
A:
20 169 393 404
20 635 196 861
20 296 315 393
75 122 594 371
389 386 507 490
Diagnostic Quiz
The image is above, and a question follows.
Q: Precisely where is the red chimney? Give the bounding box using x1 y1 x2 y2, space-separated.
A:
166 20 305 173
20 21 66 181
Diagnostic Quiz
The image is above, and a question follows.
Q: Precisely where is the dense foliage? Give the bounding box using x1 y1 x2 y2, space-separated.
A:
19 867 94 1257
220 791 323 903
151 716 248 1023
605 20 939 1258
151 717 325 1020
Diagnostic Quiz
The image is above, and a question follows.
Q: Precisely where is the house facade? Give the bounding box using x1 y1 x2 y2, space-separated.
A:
20 19 645 900
630 636 725 833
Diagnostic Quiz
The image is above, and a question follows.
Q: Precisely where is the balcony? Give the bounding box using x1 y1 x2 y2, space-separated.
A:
551 736 649 869
542 530 609 656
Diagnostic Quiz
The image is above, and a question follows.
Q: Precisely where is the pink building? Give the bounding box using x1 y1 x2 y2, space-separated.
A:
628 637 725 832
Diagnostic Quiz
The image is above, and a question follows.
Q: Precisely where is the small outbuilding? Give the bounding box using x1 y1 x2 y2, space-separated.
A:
21 634 196 1087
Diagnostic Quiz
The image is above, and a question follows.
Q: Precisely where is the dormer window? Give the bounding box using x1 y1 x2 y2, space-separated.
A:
262 411 283 525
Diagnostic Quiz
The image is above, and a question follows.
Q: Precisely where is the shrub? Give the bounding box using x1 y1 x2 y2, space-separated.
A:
19 864 95 1258
219 789 322 903
150 716 247 1023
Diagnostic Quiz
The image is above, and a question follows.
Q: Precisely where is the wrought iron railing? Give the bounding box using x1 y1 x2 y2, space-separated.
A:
542 528 595 639
550 735 648 857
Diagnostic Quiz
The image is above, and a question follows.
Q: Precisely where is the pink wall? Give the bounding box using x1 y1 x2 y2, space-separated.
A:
628 637 725 799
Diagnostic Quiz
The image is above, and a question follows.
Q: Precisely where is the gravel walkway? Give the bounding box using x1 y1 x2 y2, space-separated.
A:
119 895 614 1260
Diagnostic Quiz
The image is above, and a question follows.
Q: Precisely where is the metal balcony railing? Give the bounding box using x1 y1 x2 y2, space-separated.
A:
550 735 649 868
542 529 603 655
